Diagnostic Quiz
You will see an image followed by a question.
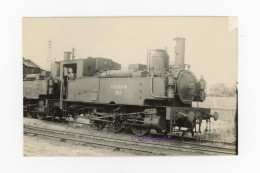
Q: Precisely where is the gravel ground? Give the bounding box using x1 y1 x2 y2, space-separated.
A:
24 134 134 156
23 118 151 156
24 117 234 156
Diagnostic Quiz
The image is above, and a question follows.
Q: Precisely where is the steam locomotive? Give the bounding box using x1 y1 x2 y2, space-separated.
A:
23 37 218 136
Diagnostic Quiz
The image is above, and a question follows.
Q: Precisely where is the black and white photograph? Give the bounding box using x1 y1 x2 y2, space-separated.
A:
1 0 260 172
23 17 237 156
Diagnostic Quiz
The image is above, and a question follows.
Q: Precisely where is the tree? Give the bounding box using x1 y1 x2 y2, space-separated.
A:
209 83 236 97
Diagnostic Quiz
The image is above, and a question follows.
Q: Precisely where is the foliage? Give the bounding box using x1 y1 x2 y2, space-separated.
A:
208 83 236 97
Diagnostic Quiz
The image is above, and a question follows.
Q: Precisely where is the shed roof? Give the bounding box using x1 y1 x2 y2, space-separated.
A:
23 57 40 68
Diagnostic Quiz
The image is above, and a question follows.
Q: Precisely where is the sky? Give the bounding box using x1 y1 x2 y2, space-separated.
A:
23 17 237 87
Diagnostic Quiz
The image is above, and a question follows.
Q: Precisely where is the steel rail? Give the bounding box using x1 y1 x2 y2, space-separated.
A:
68 119 237 147
24 124 236 155
24 127 155 155
24 117 236 147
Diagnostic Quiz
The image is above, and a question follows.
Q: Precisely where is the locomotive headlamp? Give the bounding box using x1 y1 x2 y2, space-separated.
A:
213 112 218 121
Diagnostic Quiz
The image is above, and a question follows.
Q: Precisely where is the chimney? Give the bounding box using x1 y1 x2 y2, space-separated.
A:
64 51 72 61
174 38 185 69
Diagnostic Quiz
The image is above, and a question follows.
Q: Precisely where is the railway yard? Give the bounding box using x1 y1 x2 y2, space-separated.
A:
22 36 238 156
23 115 237 156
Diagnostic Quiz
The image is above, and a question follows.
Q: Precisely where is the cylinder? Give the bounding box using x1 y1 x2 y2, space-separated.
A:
174 38 185 69
150 49 169 74
64 51 72 61
143 115 166 130
51 62 60 78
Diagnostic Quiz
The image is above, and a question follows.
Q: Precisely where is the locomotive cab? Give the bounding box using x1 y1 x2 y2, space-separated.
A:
62 63 77 99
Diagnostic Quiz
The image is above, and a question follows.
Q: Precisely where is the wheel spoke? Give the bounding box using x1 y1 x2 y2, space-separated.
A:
26 112 34 118
93 121 106 130
37 113 44 120
109 121 123 133
72 114 79 121
131 126 148 136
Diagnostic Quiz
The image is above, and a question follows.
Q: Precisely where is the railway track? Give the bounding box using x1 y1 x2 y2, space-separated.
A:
24 124 236 155
24 116 236 147
67 118 237 148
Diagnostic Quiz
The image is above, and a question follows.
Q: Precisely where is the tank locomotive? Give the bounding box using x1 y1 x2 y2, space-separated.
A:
23 38 218 136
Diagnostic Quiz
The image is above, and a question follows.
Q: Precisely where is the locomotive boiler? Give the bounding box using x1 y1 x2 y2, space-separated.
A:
23 37 218 136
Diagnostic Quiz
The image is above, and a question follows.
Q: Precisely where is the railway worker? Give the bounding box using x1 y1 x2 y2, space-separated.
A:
67 68 76 80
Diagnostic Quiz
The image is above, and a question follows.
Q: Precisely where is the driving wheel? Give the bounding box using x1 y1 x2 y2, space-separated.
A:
109 120 123 133
131 126 149 136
